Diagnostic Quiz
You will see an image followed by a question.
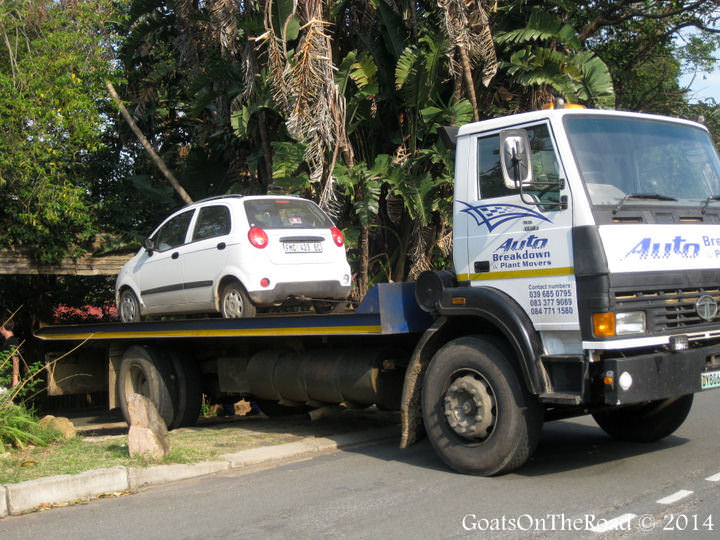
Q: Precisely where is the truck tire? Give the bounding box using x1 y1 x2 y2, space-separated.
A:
422 336 543 476
168 350 202 428
117 345 177 428
592 394 693 443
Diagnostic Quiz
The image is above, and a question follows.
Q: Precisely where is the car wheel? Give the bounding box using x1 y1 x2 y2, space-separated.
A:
220 281 256 318
118 289 141 323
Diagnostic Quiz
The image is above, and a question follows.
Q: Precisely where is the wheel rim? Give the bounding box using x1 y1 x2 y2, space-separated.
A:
443 373 496 440
120 292 137 322
222 288 244 318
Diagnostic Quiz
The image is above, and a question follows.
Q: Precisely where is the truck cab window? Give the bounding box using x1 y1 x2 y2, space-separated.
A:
478 123 563 207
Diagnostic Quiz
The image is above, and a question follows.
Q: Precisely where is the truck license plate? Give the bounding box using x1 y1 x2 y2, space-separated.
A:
283 242 322 254
701 370 720 390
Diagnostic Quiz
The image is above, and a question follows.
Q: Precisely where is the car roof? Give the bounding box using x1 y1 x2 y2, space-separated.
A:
180 193 313 214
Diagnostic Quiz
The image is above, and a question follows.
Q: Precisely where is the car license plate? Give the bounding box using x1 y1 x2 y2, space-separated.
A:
283 241 322 254
701 370 720 390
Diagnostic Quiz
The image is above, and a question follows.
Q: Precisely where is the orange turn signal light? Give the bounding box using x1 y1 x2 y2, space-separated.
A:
592 313 616 337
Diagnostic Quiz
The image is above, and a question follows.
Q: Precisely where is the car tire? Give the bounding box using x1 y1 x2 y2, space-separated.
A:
117 345 177 427
220 281 256 318
118 289 141 323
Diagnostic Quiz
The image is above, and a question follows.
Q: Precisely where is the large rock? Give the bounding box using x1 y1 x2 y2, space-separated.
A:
127 393 170 460
38 415 77 439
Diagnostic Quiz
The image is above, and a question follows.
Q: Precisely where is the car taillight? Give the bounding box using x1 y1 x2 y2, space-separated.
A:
248 227 268 248
331 227 344 247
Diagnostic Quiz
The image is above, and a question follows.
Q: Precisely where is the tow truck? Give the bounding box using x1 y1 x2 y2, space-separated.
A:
37 104 720 475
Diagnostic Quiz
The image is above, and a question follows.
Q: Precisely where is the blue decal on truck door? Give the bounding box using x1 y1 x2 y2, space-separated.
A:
458 201 553 232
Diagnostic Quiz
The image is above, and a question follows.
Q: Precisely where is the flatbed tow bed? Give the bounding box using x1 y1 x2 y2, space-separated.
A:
35 283 433 342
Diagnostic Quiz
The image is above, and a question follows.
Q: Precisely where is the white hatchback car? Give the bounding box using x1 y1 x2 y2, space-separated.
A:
115 195 352 322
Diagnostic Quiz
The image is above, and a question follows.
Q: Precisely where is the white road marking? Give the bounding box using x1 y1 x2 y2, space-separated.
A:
705 472 720 482
656 490 694 505
590 513 637 533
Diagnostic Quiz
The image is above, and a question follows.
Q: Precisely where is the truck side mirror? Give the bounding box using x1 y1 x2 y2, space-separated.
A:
500 129 533 189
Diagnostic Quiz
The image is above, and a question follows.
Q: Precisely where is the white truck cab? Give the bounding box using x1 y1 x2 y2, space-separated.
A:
443 106 720 405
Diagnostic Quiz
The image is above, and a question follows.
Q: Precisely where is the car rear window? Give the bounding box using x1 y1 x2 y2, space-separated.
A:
244 199 333 229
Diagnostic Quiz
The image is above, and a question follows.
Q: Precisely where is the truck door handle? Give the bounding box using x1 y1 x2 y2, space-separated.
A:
172 252 179 260
474 261 489 273
217 242 226 250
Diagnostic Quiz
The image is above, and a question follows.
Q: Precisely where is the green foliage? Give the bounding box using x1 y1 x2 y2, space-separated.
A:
1 347 60 450
0 0 126 263
496 8 615 109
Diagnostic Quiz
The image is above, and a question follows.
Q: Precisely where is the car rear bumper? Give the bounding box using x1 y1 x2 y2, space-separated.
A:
248 281 351 305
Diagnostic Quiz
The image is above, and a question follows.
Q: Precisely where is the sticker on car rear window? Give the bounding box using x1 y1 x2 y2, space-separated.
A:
289 217 303 225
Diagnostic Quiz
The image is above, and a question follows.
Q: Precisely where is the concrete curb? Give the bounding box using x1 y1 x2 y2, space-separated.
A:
0 425 397 518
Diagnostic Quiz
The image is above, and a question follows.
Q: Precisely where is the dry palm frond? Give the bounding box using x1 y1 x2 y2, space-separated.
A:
174 0 204 74
255 1 353 210
437 0 497 119
407 219 434 280
256 0 293 114
208 0 241 58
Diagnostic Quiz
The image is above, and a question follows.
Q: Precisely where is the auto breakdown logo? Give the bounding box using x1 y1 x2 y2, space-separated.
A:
458 201 552 232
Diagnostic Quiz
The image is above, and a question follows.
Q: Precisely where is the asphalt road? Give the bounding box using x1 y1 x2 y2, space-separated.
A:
3 390 720 539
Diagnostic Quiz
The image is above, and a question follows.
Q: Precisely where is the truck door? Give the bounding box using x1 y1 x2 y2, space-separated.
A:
456 122 579 331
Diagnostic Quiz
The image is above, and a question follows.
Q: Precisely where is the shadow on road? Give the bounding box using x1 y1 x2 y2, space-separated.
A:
52 405 689 478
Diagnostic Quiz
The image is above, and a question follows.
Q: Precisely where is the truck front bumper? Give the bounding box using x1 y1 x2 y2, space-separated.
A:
599 341 720 405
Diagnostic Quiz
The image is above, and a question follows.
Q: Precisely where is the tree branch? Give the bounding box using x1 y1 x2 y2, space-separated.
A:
105 80 193 205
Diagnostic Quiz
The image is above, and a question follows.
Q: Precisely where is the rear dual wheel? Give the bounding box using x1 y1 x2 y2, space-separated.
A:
422 336 543 476
117 345 202 429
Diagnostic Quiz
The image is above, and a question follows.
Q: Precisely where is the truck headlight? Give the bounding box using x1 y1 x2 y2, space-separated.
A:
616 311 646 335
592 311 646 337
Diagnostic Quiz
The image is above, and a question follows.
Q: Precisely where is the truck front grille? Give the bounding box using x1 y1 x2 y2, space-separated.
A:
615 287 720 332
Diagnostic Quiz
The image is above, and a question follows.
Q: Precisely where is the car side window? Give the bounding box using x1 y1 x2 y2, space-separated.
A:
154 210 194 251
192 206 231 241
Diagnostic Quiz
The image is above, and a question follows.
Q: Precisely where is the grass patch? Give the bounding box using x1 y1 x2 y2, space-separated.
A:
0 408 400 485
0 424 301 484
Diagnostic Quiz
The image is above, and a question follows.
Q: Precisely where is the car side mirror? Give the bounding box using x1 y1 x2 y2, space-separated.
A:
500 129 533 189
143 237 155 254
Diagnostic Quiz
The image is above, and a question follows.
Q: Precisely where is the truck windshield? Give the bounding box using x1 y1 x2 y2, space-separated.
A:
565 116 720 206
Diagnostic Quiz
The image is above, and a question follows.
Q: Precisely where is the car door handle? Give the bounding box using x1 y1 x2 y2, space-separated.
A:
172 252 179 259
217 242 226 250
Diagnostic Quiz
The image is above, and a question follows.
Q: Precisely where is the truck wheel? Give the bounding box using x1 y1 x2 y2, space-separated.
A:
118 289 141 323
117 345 177 427
220 281 256 318
592 394 693 442
167 350 202 428
422 336 543 476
